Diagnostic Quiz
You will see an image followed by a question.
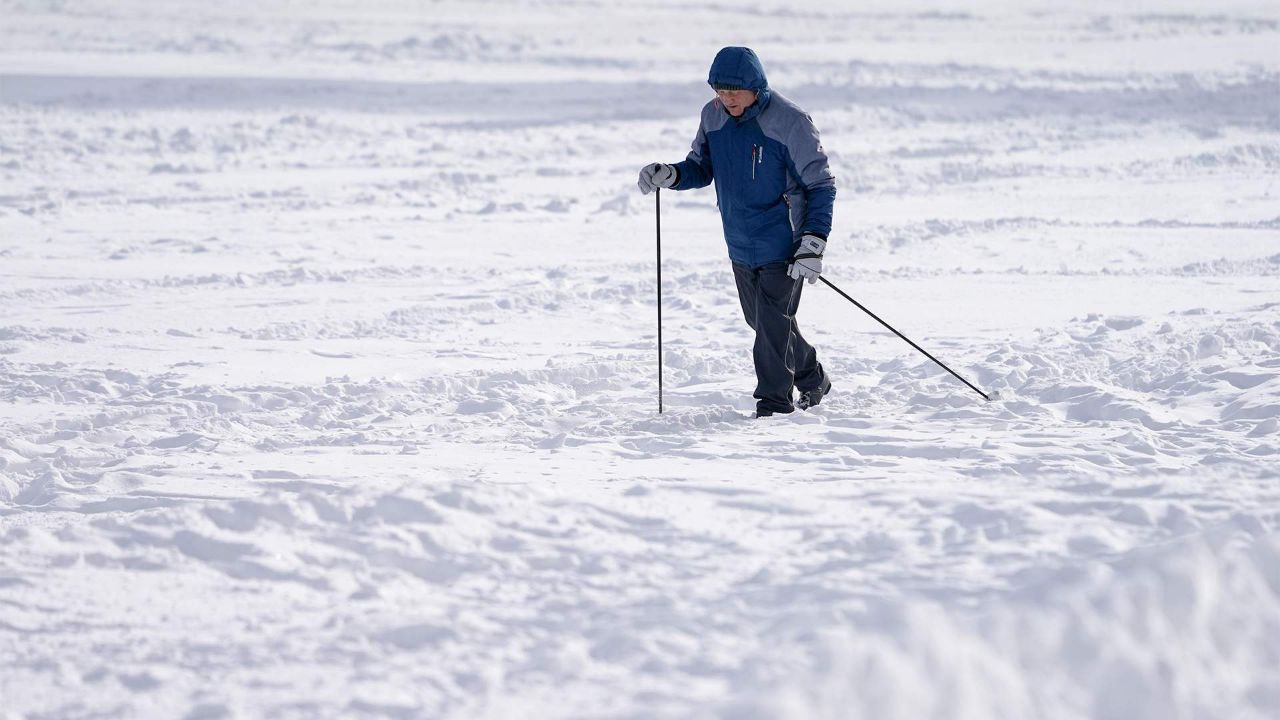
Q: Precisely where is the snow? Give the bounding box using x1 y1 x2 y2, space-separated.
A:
2 1 1279 717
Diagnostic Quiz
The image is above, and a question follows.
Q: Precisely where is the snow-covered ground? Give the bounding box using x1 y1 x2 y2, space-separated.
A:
2 1 1279 717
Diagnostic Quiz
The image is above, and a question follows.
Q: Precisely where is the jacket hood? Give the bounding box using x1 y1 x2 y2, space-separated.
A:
708 46 768 91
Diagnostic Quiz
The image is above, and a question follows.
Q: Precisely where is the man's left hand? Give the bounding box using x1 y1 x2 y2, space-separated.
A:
788 234 826 284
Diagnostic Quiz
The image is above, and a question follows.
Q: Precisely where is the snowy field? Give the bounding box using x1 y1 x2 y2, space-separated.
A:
3 1 1280 717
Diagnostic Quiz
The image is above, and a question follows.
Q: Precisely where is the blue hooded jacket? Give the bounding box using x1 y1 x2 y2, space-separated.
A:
671 47 836 268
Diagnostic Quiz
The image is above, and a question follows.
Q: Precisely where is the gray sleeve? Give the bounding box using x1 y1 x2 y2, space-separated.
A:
673 108 714 190
784 113 836 237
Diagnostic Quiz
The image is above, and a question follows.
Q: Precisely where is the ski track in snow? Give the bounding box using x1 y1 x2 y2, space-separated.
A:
2 1 1279 718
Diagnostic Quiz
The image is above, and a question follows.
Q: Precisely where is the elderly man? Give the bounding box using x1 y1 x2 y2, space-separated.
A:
638 46 836 417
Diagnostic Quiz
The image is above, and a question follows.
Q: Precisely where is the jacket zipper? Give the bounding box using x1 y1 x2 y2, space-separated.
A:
751 145 757 180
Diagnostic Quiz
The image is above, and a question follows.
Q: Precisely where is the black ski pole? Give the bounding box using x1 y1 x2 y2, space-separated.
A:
656 188 663 414
818 276 994 402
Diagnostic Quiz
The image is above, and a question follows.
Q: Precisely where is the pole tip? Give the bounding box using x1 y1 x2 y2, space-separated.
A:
985 390 1001 402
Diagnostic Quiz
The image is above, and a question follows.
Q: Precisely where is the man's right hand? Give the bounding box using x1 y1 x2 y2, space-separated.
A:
637 162 677 195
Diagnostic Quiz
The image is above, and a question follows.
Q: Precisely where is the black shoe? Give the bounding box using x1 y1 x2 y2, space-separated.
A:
796 378 832 410
754 405 794 418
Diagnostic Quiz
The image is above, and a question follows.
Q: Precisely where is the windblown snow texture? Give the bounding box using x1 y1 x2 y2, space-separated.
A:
2 1 1279 718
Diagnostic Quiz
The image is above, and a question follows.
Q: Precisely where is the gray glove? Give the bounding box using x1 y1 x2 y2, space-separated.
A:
788 234 826 284
637 162 677 195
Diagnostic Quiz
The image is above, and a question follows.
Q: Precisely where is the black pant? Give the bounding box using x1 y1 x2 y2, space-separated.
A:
732 262 826 413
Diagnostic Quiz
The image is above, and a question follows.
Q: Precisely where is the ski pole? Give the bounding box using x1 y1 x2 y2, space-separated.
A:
818 276 994 402
656 188 663 414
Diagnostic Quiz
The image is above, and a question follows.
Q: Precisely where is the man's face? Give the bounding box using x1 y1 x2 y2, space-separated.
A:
716 88 757 117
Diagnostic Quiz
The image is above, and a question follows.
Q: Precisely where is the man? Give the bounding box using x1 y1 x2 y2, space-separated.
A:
637 46 836 418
